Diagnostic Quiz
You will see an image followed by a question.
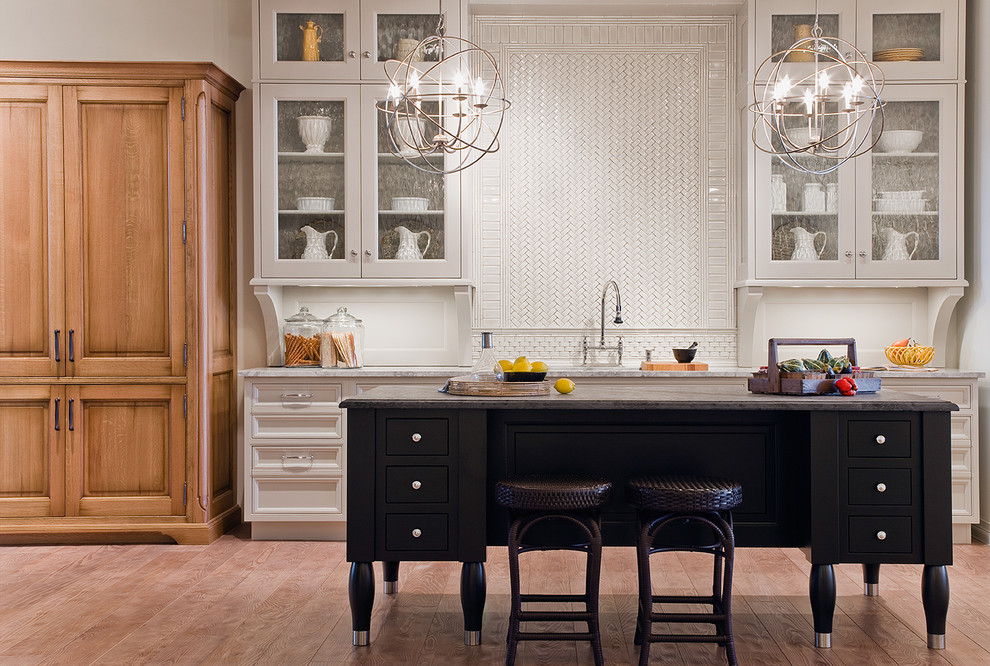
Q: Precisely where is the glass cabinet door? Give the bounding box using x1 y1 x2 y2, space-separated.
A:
259 0 360 80
754 0 855 80
855 84 958 279
360 86 460 278
359 0 445 81
857 0 958 80
259 84 360 278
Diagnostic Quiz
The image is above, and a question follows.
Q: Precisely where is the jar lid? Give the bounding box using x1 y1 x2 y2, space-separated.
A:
325 306 362 325
285 305 323 323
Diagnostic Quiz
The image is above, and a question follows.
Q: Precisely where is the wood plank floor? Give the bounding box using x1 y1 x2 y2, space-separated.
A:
2 525 990 665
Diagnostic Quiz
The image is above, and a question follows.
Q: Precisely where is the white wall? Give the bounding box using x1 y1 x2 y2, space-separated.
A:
958 0 990 541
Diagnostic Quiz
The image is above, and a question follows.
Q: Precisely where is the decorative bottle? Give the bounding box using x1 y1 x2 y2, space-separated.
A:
470 331 503 382
771 174 787 213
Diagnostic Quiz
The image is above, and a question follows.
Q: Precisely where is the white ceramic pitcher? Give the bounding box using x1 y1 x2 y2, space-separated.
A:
880 227 919 261
298 225 338 260
394 225 430 260
790 226 827 261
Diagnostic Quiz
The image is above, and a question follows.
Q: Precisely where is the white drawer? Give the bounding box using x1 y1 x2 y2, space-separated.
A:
251 477 342 515
250 413 342 440
951 414 972 442
951 445 972 474
886 383 972 410
252 446 342 474
951 477 973 517
250 382 342 412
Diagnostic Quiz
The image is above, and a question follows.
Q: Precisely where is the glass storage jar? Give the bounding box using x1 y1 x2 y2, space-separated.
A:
283 306 323 366
321 307 364 368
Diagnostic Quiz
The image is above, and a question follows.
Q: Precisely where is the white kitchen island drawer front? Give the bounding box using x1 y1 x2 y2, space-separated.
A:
251 477 343 516
252 446 343 474
251 382 342 412
951 444 971 474
250 413 342 440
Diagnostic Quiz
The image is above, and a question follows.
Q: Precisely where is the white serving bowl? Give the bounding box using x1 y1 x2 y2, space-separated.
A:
874 198 927 213
878 190 925 200
296 196 335 212
875 129 923 154
391 196 429 212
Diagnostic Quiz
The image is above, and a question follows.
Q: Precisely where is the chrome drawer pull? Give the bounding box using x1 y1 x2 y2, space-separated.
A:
411 480 422 490
412 528 422 538
411 433 422 442
876 483 887 493
281 393 313 400
876 530 887 541
282 455 315 461
876 435 886 444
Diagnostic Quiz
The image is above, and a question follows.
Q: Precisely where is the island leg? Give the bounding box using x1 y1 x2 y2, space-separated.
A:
383 561 400 595
810 563 836 648
349 562 375 646
862 563 880 597
922 565 949 649
460 561 486 645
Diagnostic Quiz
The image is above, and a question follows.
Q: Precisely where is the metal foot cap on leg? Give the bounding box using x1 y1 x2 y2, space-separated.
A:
815 632 832 648
353 630 369 646
464 630 481 646
384 581 398 595
865 583 879 597
928 633 946 649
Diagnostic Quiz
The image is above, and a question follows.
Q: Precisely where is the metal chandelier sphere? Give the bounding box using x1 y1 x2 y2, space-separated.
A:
751 27 885 175
377 20 510 175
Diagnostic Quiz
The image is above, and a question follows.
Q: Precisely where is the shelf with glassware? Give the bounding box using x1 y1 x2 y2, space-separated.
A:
752 84 959 282
753 0 961 83
256 82 461 280
256 0 455 82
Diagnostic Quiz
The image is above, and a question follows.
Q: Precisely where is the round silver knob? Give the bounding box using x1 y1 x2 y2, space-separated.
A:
876 530 887 541
363 50 372 59
411 433 422 442
350 249 358 257
364 249 373 257
845 250 853 257
859 250 868 258
876 435 886 445
348 50 357 59
411 480 422 490
412 528 422 538
876 483 887 493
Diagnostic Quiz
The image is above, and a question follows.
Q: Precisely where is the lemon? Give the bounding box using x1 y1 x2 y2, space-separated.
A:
531 360 548 373
497 359 513 371
512 356 532 372
553 378 575 394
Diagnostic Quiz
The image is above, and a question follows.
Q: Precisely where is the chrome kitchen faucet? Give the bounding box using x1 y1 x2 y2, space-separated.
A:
583 280 623 365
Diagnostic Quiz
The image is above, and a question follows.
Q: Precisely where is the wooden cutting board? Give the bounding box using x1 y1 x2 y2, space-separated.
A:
640 361 709 371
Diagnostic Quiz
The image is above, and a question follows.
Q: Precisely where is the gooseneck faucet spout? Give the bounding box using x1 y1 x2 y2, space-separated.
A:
600 280 622 346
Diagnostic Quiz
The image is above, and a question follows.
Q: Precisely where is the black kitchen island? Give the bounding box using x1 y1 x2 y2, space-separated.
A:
340 384 956 650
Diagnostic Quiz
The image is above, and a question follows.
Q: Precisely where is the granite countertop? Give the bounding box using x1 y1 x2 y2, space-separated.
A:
239 365 984 379
338 384 960 411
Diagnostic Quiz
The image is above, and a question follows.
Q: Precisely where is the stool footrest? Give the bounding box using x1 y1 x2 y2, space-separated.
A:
521 593 588 604
650 611 728 623
651 594 718 605
519 610 594 622
645 633 730 645
517 631 596 642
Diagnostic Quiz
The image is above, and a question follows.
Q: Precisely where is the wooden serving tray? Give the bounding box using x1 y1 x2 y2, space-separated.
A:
447 378 551 396
640 361 709 371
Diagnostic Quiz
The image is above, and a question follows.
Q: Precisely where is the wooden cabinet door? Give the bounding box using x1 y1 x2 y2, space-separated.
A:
0 84 65 377
0 385 64 517
64 384 185 517
62 86 186 378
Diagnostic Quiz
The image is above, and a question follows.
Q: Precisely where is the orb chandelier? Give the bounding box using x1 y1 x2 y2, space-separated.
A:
377 13 510 175
750 6 885 175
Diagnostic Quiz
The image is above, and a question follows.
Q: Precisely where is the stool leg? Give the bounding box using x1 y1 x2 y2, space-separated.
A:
717 513 737 666
506 516 522 666
636 513 656 666
583 514 605 666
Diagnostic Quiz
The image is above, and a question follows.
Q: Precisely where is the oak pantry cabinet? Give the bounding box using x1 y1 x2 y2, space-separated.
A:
0 62 242 544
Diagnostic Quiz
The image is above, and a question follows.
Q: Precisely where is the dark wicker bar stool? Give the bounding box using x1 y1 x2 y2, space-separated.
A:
626 475 743 666
495 475 612 666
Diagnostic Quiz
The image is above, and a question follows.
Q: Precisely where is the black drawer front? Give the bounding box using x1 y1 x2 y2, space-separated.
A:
848 420 911 458
386 466 449 503
386 418 449 455
385 513 448 551
848 516 912 553
848 468 912 506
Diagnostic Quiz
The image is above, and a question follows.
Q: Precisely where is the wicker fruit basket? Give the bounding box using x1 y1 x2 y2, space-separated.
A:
884 344 935 367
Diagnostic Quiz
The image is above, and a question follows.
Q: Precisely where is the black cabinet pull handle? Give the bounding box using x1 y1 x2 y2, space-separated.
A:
68 329 74 362
54 330 61 362
68 398 74 431
54 398 60 431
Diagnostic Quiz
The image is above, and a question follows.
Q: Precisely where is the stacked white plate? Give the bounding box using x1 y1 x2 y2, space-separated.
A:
874 191 926 213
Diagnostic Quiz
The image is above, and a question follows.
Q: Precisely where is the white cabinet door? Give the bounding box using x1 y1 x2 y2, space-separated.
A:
258 0 361 80
856 0 959 81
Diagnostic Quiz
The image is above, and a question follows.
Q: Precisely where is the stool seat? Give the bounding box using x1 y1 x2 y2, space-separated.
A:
626 474 742 512
496 475 612 511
